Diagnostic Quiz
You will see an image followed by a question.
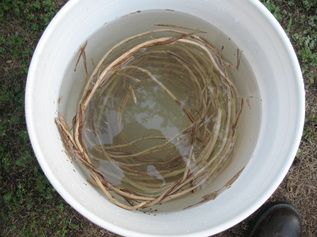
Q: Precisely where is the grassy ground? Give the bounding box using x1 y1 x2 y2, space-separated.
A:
0 0 316 236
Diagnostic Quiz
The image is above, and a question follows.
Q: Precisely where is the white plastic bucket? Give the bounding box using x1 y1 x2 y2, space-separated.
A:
26 0 305 236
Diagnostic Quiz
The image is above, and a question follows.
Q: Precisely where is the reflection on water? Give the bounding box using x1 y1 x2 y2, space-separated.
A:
80 34 235 198
82 49 199 196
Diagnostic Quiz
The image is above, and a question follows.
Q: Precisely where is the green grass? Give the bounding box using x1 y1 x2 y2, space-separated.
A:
0 1 83 236
0 0 316 236
262 0 317 88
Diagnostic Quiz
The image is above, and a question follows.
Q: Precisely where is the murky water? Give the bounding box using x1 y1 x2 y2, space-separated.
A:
60 9 261 208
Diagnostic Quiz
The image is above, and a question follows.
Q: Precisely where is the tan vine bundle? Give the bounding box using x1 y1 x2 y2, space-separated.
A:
56 28 242 210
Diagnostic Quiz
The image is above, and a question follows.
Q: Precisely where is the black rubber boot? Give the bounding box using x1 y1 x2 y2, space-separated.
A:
249 202 301 237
